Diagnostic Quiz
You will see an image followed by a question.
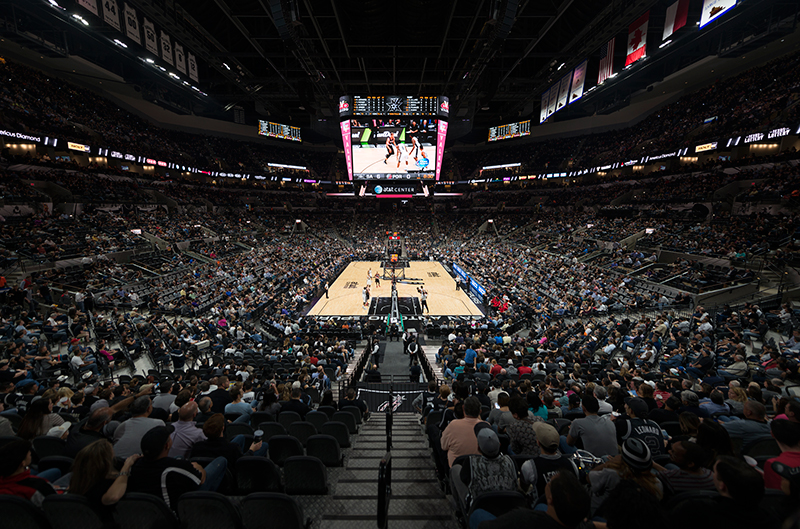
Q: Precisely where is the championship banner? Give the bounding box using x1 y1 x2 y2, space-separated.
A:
556 72 571 112
435 120 448 181
174 43 186 74
143 18 158 56
700 0 736 28
625 11 649 67
102 0 121 31
547 82 558 117
77 0 98 16
124 4 141 45
160 30 174 66
663 0 689 40
187 52 198 82
569 60 588 104
540 87 550 123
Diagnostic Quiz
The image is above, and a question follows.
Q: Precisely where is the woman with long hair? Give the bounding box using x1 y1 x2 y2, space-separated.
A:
588 437 663 516
526 391 548 420
678 411 701 441
695 420 737 464
17 398 65 440
725 386 748 414
319 389 338 410
69 439 139 526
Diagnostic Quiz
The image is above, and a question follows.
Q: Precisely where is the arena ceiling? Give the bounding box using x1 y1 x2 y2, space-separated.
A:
1 0 797 137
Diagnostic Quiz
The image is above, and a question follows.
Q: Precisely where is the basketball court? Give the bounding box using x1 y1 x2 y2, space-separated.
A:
307 260 482 317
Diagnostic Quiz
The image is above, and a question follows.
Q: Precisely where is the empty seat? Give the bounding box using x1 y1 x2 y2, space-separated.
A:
287 422 317 447
320 421 351 448
331 411 358 434
317 406 337 419
283 456 328 495
278 411 302 430
305 410 329 432
43 495 104 529
339 405 363 425
235 456 282 494
256 422 287 442
0 495 51 529
240 493 309 529
115 493 180 529
224 423 253 442
177 491 242 529
306 434 343 467
268 435 304 466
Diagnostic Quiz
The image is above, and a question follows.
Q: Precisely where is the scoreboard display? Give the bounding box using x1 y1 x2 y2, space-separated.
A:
257 120 302 142
488 120 531 142
351 96 440 116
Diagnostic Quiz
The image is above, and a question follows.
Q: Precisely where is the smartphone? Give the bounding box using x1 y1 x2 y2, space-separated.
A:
494 403 500 409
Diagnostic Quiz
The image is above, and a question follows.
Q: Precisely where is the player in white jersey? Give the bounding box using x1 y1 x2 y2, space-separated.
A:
411 136 428 162
397 143 411 169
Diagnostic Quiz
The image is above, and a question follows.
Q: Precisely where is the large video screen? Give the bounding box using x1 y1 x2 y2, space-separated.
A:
258 120 301 142
349 117 440 180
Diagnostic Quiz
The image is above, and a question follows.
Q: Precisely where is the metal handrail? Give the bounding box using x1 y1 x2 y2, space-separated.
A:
377 451 392 529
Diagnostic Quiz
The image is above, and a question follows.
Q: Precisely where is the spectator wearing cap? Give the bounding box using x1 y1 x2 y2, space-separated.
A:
473 470 590 529
721 400 771 446
652 440 715 494
441 396 485 467
561 396 618 458
763 420 800 489
0 439 61 506
113 396 165 458
451 423 517 517
613 397 666 456
587 437 662 514
519 423 579 507
127 425 228 508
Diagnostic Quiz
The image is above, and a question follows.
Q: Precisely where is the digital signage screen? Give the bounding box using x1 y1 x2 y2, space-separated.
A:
349 117 440 180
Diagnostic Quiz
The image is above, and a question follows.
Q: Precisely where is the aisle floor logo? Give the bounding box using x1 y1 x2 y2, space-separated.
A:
377 394 405 413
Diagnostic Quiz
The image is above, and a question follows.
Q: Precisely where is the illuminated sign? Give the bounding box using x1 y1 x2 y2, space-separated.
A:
768 127 791 139
67 142 91 152
695 142 717 153
744 133 765 144
146 158 157 165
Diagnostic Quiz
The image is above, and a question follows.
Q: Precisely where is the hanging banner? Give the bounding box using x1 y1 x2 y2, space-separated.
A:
625 11 650 67
174 43 186 74
556 72 571 112
143 18 158 56
663 0 690 40
569 60 587 104
124 4 140 45
160 30 174 66
187 52 198 82
102 0 121 31
77 0 99 16
540 87 550 123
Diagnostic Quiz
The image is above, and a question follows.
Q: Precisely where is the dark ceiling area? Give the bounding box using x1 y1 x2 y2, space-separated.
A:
1 0 798 142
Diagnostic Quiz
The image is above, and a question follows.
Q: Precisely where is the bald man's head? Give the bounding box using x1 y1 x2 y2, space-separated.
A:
179 401 199 422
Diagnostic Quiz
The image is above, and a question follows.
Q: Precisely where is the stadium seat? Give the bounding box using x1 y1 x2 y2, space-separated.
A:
305 410 329 431
115 493 180 529
235 456 283 494
0 495 52 529
306 434 343 467
268 435 305 466
288 421 317 446
320 421 351 448
283 456 329 495
42 495 104 529
278 410 303 430
177 492 242 529
240 493 310 529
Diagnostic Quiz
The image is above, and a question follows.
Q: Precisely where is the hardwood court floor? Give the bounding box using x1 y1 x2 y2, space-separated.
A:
307 261 483 317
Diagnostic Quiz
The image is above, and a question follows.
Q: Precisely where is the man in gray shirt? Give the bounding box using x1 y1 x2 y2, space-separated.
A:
113 396 165 458
560 396 618 458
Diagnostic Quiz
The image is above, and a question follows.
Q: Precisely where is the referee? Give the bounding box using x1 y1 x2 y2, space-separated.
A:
419 287 429 314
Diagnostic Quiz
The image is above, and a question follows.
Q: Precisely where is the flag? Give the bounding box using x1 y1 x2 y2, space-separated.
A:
598 38 615 84
625 11 649 67
663 0 689 40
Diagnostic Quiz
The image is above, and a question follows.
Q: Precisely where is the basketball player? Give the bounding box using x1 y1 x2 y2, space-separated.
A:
383 132 396 164
362 286 369 308
374 273 380 288
411 136 428 163
367 268 372 283
396 143 411 169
